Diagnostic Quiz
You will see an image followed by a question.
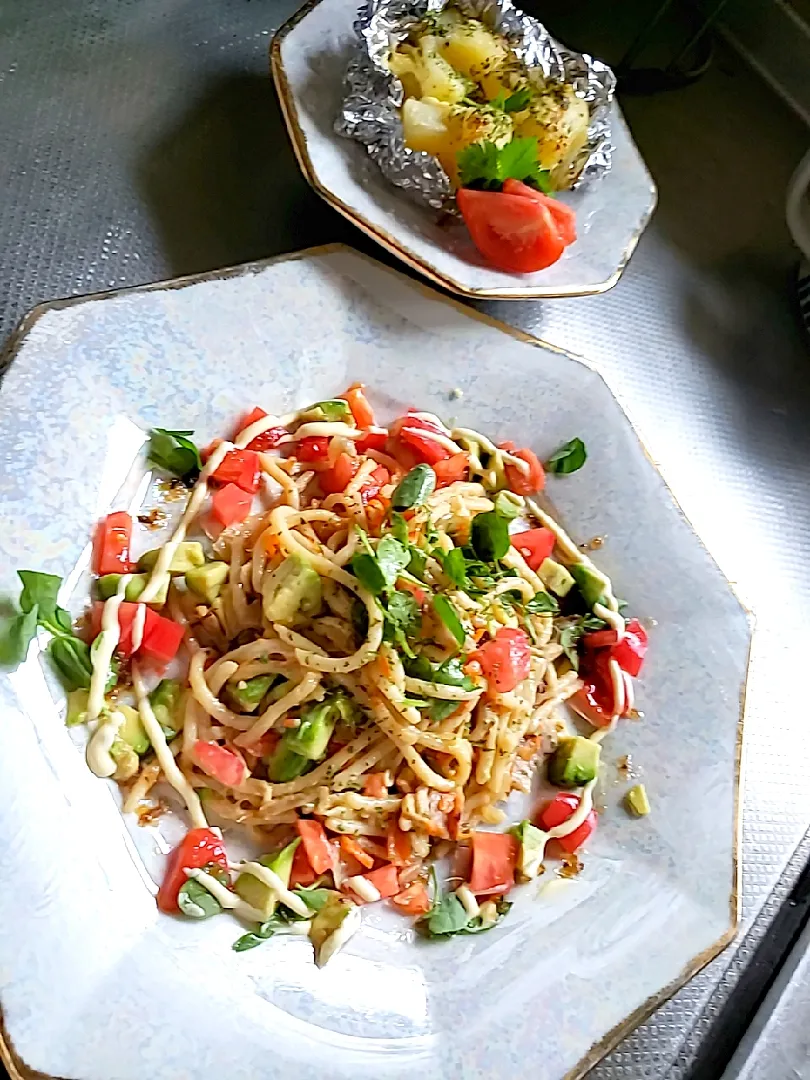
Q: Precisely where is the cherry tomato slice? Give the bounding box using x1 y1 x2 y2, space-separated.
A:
499 441 546 494
502 180 577 247
472 627 532 694
193 741 248 787
611 618 648 677
433 452 469 487
319 452 359 495
157 827 228 913
296 436 331 462
457 188 565 274
468 830 518 895
510 527 555 571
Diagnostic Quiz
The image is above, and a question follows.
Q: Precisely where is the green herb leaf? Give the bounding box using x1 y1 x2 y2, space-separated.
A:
433 594 466 647
17 571 72 635
546 437 587 475
382 590 420 656
148 428 202 481
350 552 387 596
558 613 609 668
441 547 467 588
178 879 223 919
390 512 410 546
376 536 410 589
471 511 510 562
0 606 39 666
457 137 552 192
407 547 428 580
426 892 471 936
293 886 332 912
525 591 560 614
391 464 436 512
429 698 460 722
48 635 93 690
503 87 532 112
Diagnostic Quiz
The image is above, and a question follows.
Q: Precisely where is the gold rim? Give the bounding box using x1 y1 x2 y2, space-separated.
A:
268 0 657 301
0 242 746 1080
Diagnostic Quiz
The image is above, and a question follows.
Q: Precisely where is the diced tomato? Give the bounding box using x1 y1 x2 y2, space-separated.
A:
569 686 613 727
574 646 617 724
211 483 252 527
157 827 228 913
537 793 596 853
360 465 390 505
457 188 566 274
472 627 532 694
319 452 359 495
363 864 400 899
433 452 469 488
240 730 280 758
363 772 388 798
355 430 388 453
210 449 260 494
499 441 545 494
397 417 452 465
391 881 432 915
296 818 334 875
93 511 133 576
296 436 330 462
234 406 266 436
386 436 421 473
365 497 389 535
510 527 555 571
193 741 248 787
90 600 159 659
581 628 620 650
234 410 289 452
140 611 185 666
468 831 519 895
386 820 412 866
342 383 376 428
611 618 648 677
289 841 318 887
340 835 374 870
502 180 577 247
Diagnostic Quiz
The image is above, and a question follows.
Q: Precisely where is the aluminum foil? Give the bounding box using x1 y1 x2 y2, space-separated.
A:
336 0 617 210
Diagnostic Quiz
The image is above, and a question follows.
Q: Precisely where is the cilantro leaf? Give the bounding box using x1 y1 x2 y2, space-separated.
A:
382 590 420 657
457 137 552 192
148 428 202 481
546 437 587 475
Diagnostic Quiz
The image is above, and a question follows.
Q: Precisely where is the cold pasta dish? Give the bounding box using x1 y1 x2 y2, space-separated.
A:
5 385 648 963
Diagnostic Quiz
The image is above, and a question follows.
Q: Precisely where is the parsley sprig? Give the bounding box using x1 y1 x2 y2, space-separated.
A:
457 136 552 193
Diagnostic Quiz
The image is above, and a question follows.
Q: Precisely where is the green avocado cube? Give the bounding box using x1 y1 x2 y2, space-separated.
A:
116 703 150 755
185 561 229 603
569 562 609 608
537 558 575 598
266 741 309 782
284 699 337 761
234 838 301 919
138 541 205 575
96 573 169 606
149 679 182 738
227 674 275 713
510 819 546 880
548 735 601 788
262 554 322 624
625 783 651 817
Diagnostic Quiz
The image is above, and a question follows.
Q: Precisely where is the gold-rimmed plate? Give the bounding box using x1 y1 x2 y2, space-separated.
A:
271 1 658 299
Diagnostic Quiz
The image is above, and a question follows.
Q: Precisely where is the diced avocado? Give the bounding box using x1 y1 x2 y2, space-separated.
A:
548 735 601 788
299 399 351 423
538 558 575 598
284 699 337 761
227 674 275 713
309 894 357 967
625 783 651 817
262 554 322 624
493 490 521 520
138 541 205 575
116 703 150 755
234 837 301 919
149 679 182 738
511 819 546 880
66 688 90 727
110 738 139 780
96 573 169 606
569 562 610 608
266 740 309 782
185 561 229 604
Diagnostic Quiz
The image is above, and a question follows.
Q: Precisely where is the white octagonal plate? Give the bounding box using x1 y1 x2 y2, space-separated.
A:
271 1 657 300
0 246 746 1080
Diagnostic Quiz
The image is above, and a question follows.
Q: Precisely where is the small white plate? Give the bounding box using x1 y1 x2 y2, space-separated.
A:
0 246 746 1080
271 0 657 299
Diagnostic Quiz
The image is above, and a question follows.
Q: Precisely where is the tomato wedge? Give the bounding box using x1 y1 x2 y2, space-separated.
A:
472 627 532 694
499 441 545 494
362 864 400 899
611 618 648 677
289 841 318 887
394 414 452 465
211 483 252 527
210 448 261 494
234 408 288 452
433 452 469 487
296 818 335 875
510 527 555 571
391 881 432 915
319 452 359 495
536 793 596 853
342 383 375 428
355 430 388 454
468 831 519 895
193 741 248 787
457 188 565 273
93 512 133 576
502 180 577 246
157 827 228 913
139 611 185 667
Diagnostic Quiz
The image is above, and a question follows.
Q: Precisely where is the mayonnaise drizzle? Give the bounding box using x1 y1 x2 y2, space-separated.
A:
292 422 363 441
132 664 207 828
184 868 266 923
139 439 233 604
87 574 132 719
238 861 311 917
86 709 124 778
233 414 286 449
131 602 147 652
345 875 381 904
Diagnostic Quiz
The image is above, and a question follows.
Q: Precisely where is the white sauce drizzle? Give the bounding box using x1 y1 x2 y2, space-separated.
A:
234 414 285 450
450 426 532 476
139 440 233 604
132 664 207 828
184 868 266 923
86 709 124 778
400 425 463 457
87 574 132 719
237 861 311 917
292 421 363 440
131 602 147 652
345 875 381 904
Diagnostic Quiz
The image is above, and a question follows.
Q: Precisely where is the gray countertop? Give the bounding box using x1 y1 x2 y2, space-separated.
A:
1 1 810 1077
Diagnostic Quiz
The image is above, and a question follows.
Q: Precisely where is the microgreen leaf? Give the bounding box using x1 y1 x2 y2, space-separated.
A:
524 591 560 614
375 536 410 588
391 464 436 512
441 547 467 588
432 594 466 647
293 886 332 912
148 428 202 481
178 879 223 920
471 511 510 562
350 553 387 596
0 605 39 666
17 571 71 634
546 438 587 475
48 635 93 690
